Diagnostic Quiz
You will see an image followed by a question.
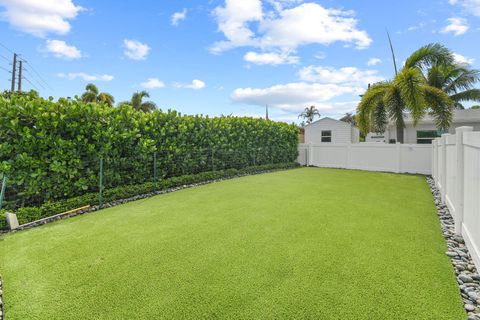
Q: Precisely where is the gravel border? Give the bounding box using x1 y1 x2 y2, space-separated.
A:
427 176 480 320
0 275 3 320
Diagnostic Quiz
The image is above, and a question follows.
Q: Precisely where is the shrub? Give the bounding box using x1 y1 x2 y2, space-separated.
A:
0 93 299 208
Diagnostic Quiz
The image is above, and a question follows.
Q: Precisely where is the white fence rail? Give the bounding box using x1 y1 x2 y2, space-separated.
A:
432 126 480 270
298 143 431 175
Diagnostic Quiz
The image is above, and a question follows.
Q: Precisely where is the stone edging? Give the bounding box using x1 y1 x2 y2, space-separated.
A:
427 176 480 320
1 167 296 234
0 275 3 320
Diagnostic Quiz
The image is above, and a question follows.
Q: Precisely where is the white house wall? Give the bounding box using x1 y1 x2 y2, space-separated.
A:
304 118 356 144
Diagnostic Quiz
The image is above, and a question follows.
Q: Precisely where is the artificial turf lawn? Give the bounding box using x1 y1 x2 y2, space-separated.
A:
0 167 466 319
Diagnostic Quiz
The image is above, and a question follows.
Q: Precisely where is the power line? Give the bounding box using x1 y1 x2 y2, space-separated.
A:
23 68 46 90
0 66 10 73
0 42 14 54
20 58 53 91
22 76 40 91
0 53 9 63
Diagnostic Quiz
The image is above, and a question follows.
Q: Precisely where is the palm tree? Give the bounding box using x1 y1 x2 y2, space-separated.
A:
340 112 356 126
298 105 321 124
81 83 114 106
426 63 480 109
357 43 455 143
124 91 157 112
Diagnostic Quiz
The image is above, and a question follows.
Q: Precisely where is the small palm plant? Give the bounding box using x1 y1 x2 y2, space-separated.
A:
298 105 321 124
357 43 455 143
81 83 114 106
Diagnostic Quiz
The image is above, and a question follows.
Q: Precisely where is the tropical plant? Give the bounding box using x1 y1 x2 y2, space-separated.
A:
121 91 157 112
80 83 114 106
340 112 356 126
426 63 480 109
357 43 455 143
298 105 321 124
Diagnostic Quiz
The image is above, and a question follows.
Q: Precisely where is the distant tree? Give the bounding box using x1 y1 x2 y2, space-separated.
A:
471 105 480 109
129 91 156 112
340 112 357 126
298 105 321 124
81 83 114 106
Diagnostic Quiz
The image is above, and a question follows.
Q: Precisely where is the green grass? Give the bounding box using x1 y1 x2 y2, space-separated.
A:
0 168 465 319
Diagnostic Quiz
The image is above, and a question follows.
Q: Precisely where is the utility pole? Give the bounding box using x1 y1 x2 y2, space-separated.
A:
10 53 17 92
265 104 269 121
17 60 22 92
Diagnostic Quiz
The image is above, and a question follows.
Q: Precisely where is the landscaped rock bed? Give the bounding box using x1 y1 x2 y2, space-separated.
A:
0 275 3 320
427 176 480 320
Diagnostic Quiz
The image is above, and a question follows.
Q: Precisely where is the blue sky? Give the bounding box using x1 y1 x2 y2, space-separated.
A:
0 0 479 123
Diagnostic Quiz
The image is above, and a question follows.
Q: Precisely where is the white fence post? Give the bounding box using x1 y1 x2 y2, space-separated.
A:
454 126 473 235
440 134 449 204
307 142 313 166
395 143 401 173
432 140 437 180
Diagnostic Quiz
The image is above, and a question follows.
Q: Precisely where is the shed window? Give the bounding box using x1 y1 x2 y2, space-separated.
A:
416 130 440 144
321 130 332 142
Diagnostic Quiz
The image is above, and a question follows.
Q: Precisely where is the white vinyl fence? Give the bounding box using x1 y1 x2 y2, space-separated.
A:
297 143 432 175
432 126 480 269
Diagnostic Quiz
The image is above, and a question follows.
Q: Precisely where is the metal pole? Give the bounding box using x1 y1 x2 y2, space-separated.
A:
98 157 104 206
0 175 7 210
11 53 17 93
17 60 22 92
153 152 157 191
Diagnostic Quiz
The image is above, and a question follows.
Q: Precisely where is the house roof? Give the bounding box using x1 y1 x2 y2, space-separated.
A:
401 109 480 125
304 117 358 128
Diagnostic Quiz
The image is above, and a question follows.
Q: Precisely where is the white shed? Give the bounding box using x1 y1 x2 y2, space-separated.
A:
304 117 360 144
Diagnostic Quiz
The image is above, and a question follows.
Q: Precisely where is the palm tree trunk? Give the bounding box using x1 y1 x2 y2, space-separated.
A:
396 118 404 144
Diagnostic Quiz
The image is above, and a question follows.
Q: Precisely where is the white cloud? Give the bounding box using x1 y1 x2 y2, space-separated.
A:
0 0 83 37
57 72 114 82
123 39 151 60
244 50 299 65
211 1 371 54
44 39 81 59
449 0 480 16
140 78 165 89
175 79 206 90
453 53 475 65
231 82 361 112
298 66 383 86
171 8 187 26
367 58 382 66
441 17 469 35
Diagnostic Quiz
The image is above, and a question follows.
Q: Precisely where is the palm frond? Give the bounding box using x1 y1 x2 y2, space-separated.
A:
404 43 454 71
423 86 454 131
356 82 391 133
450 89 480 103
394 67 427 125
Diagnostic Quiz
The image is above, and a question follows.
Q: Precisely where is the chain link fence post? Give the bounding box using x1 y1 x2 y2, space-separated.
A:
211 149 215 171
0 174 7 210
98 157 104 207
153 152 158 192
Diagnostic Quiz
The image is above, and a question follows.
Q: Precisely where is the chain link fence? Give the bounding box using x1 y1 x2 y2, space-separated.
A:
0 147 297 227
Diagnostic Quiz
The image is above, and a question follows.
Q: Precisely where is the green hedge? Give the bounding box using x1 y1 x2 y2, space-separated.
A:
0 92 299 208
0 162 299 228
